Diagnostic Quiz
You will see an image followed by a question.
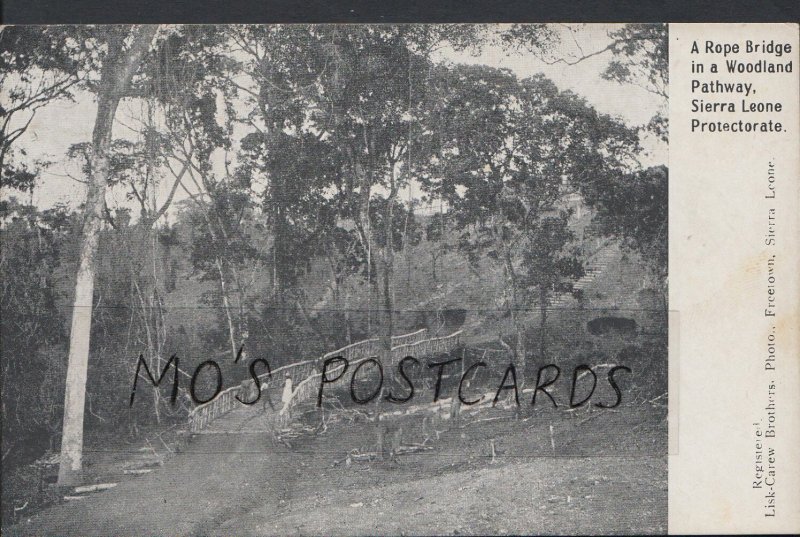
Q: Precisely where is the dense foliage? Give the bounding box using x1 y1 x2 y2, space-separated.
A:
0 25 668 501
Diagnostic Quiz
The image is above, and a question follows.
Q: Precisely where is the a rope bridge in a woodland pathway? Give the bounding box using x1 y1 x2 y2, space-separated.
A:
188 328 463 433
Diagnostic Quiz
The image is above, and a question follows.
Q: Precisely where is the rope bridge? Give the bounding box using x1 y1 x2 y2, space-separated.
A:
188 328 463 433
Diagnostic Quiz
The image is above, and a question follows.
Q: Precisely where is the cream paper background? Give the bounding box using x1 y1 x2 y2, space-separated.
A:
668 23 800 534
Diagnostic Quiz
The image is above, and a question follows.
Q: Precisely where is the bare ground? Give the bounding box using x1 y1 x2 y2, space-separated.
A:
6 396 666 536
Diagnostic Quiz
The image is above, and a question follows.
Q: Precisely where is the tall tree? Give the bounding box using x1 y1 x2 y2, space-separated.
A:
518 213 583 358
135 25 268 364
589 25 668 300
553 24 669 302
58 25 158 485
425 64 638 370
584 164 668 308
226 25 484 347
310 26 436 347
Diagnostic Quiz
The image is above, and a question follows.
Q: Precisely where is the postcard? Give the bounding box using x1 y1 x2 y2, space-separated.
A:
1 22 797 535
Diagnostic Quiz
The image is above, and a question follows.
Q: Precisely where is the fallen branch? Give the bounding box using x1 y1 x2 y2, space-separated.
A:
465 415 507 427
396 444 434 455
73 483 117 494
123 469 153 475
350 451 379 462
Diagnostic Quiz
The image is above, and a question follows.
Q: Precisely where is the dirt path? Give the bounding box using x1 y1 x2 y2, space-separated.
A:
7 403 667 536
7 410 292 536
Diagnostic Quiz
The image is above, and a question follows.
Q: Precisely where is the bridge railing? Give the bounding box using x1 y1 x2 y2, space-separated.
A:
278 330 463 427
188 385 240 433
389 330 463 366
390 328 427 347
321 338 382 362
188 328 437 433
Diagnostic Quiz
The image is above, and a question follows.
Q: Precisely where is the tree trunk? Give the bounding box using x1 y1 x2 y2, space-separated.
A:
356 166 374 337
58 26 157 486
230 264 249 360
402 200 412 293
380 255 393 347
539 285 548 360
58 178 104 486
216 258 240 362
272 204 284 296
503 252 525 378
344 288 352 344
380 166 399 349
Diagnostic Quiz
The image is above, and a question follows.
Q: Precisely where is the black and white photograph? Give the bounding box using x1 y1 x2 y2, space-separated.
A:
1 24 669 535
